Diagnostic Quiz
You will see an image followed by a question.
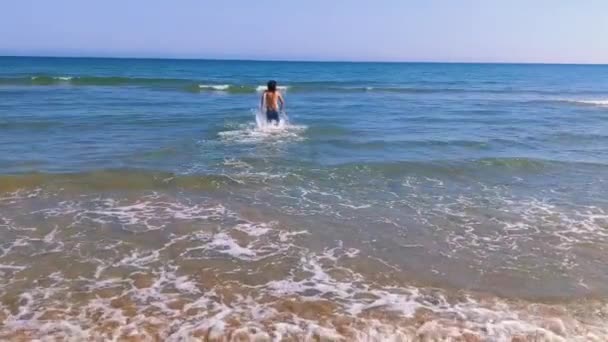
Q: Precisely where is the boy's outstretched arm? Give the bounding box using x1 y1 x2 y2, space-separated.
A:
278 93 285 112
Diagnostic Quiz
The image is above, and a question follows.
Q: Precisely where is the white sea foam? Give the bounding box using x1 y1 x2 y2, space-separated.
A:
1 233 607 341
30 76 72 81
208 232 257 258
256 85 289 92
198 84 231 91
0 189 42 206
0 263 26 271
36 195 229 232
563 99 608 106
233 222 272 237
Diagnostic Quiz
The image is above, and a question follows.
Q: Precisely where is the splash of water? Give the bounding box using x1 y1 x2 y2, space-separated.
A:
254 108 291 131
218 109 306 144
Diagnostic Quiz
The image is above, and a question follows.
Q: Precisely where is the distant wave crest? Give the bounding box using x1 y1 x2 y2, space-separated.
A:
255 85 289 92
2 75 608 99
198 84 231 91
0 75 467 94
563 99 608 106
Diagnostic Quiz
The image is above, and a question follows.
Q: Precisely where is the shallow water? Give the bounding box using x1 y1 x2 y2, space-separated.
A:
1 57 608 340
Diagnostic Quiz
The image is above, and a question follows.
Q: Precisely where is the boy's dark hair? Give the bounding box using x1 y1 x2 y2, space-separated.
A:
267 80 277 92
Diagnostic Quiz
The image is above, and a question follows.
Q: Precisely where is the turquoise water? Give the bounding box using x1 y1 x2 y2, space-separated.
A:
1 57 608 340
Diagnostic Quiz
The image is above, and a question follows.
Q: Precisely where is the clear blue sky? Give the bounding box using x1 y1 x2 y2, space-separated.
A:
2 0 607 63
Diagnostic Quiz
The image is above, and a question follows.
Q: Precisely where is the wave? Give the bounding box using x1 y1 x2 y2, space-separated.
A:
0 75 481 94
0 75 191 87
0 75 294 93
0 170 243 193
4 75 603 96
2 158 606 192
198 84 231 91
31 76 73 82
320 157 608 180
561 99 608 107
195 84 289 93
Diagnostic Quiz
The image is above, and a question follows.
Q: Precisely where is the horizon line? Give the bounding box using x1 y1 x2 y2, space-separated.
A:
1 54 607 66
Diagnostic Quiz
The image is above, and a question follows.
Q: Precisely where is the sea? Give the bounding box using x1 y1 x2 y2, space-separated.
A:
1 56 608 341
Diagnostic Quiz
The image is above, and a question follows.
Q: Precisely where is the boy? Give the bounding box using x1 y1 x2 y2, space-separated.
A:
260 80 285 124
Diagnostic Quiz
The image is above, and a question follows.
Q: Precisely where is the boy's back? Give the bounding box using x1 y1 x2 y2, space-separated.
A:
264 90 282 111
261 80 284 124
